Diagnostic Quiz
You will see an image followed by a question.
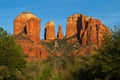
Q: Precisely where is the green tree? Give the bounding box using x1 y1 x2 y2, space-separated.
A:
0 27 26 80
92 26 120 80
70 26 120 80
0 27 8 38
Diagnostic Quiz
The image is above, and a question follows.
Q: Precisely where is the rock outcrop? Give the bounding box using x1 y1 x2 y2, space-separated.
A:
15 39 48 60
14 11 40 43
14 12 47 60
13 12 111 59
66 14 110 46
57 25 64 39
44 20 56 41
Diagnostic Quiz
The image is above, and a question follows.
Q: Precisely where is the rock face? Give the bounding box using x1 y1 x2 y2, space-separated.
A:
14 12 40 43
14 12 47 60
66 15 78 38
44 20 56 41
15 39 48 60
57 25 64 39
66 14 110 46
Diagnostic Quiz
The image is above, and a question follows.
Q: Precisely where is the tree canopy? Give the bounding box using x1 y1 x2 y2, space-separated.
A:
0 27 26 80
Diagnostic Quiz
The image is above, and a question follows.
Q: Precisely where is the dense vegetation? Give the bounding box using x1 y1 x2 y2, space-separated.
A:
69 27 120 80
0 26 120 80
0 27 26 80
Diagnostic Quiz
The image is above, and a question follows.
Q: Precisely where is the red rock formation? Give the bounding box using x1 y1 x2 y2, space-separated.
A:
57 25 64 39
66 14 110 46
14 12 40 43
15 39 47 60
14 12 47 60
44 20 56 41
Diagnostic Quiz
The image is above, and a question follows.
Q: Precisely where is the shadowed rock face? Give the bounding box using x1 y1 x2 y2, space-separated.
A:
44 20 56 41
57 25 64 39
66 14 110 46
14 11 40 43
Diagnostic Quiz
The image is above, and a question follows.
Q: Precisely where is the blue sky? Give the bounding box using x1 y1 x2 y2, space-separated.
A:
0 0 120 39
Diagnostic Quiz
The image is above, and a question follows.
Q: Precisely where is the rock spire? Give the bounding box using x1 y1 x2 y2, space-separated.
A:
44 20 56 41
57 25 64 39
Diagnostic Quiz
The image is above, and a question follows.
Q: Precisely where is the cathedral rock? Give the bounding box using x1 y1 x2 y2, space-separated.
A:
44 20 56 41
14 12 47 60
13 12 110 59
66 14 110 46
57 25 64 39
14 11 40 43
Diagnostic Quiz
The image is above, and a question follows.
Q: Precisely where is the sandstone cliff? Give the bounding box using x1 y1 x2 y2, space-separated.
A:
44 20 56 41
14 11 40 43
57 25 64 39
16 39 47 60
14 12 47 60
66 14 110 46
